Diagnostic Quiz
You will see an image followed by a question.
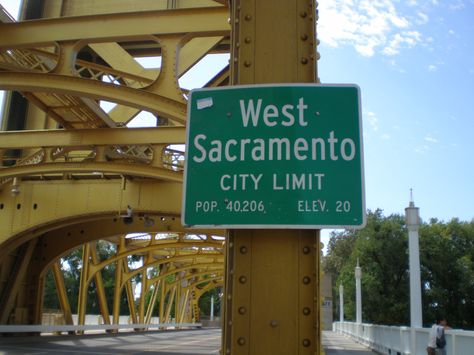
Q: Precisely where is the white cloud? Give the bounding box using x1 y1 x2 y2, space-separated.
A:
382 31 421 56
449 0 465 10
424 135 438 143
416 12 429 25
365 111 379 131
318 0 423 57
381 133 391 140
428 64 437 72
414 144 430 154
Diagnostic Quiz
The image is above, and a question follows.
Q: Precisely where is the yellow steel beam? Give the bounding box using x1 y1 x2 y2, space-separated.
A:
105 36 224 125
112 241 124 325
0 127 185 149
0 72 187 124
88 43 156 81
122 258 138 324
223 0 320 354
145 280 160 324
0 180 183 248
164 285 176 323
0 239 37 324
90 242 111 325
30 220 223 275
51 262 74 325
77 243 91 329
0 162 182 182
0 7 229 48
138 268 147 323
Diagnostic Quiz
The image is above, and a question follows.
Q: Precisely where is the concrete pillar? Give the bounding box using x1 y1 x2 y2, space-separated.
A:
355 260 362 324
339 284 344 322
405 191 423 328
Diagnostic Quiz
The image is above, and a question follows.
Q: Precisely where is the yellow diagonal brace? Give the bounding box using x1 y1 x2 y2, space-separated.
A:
51 262 74 325
0 7 230 48
0 72 187 124
0 239 37 324
77 243 91 330
122 258 138 324
90 243 111 325
145 280 160 324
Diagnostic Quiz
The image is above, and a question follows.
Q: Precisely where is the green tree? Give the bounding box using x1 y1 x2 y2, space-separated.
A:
324 211 474 329
420 218 474 328
324 209 409 325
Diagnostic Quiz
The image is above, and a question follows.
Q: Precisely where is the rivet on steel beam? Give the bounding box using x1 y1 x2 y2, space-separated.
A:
229 242 234 248
303 276 311 284
228 320 232 326
302 339 311 347
244 14 252 21
301 57 309 65
239 275 247 284
302 246 311 254
240 246 248 254
303 307 311 316
300 11 307 18
226 348 231 354
270 320 278 328
234 57 238 63
300 34 308 41
235 18 240 24
227 294 232 300
244 60 252 67
236 42 240 48
244 36 252 44
237 337 246 346
238 306 247 315
227 112 232 118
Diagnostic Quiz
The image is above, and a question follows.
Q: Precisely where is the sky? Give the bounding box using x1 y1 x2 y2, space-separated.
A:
1 0 474 232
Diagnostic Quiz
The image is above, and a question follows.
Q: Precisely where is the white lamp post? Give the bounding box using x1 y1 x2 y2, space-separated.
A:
355 259 362 324
405 190 423 328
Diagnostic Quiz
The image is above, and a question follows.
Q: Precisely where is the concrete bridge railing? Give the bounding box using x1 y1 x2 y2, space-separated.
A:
333 321 474 355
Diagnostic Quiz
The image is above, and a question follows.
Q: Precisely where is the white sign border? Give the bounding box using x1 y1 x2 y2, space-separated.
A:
182 83 366 230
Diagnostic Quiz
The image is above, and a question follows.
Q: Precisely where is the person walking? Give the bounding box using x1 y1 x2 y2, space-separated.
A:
427 315 449 355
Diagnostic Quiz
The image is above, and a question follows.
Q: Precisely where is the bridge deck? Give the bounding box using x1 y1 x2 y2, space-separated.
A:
0 328 221 355
0 328 376 354
323 330 378 354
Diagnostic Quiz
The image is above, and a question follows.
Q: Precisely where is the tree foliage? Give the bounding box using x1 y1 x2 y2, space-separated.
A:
323 210 474 329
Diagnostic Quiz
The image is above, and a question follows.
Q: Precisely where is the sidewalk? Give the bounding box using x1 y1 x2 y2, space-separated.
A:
323 331 378 354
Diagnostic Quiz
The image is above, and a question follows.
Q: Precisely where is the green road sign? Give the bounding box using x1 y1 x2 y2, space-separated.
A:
182 84 365 229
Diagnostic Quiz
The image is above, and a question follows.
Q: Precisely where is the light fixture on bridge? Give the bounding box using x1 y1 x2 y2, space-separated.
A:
11 177 20 196
122 205 134 225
